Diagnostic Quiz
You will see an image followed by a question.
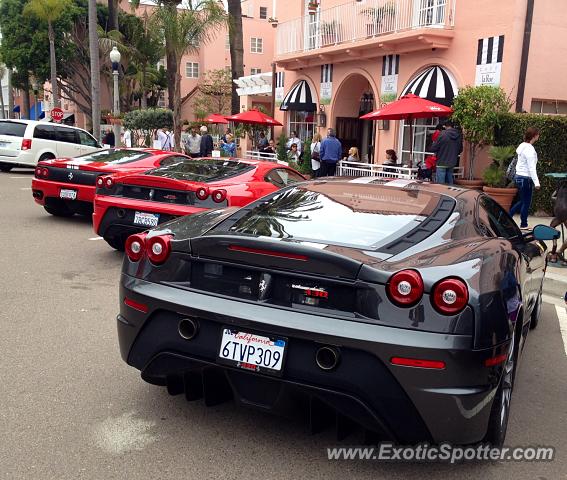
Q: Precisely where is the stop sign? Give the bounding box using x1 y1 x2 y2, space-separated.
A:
50 108 64 122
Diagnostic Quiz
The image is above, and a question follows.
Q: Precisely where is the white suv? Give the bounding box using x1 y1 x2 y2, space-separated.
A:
0 120 103 172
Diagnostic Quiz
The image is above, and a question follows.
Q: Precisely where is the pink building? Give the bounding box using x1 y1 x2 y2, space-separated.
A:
272 0 567 175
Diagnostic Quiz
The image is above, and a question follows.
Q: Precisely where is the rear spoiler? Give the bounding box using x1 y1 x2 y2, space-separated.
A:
118 174 204 191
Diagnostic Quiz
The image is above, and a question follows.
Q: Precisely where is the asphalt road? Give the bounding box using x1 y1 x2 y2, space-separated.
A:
1 169 566 480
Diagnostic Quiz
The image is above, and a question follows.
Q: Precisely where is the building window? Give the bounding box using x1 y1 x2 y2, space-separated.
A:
251 68 262 75
259 6 267 19
530 99 567 115
288 110 317 145
185 62 199 78
250 37 263 54
225 34 230 50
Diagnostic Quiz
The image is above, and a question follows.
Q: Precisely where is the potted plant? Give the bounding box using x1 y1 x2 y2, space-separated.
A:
451 85 512 189
361 2 396 35
320 20 340 45
307 1 319 13
482 145 518 211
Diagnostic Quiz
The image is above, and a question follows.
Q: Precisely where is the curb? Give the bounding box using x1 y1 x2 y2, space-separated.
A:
543 269 567 300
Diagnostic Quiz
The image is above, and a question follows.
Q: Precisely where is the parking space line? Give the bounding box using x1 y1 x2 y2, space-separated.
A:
556 305 567 357
88 237 104 241
20 187 31 191
10 176 31 179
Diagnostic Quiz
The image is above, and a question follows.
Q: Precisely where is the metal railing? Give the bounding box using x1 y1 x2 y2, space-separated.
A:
277 0 456 56
243 150 281 162
337 160 464 179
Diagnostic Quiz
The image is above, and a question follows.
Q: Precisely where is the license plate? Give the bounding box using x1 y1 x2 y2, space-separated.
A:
218 328 287 376
59 189 77 200
133 211 160 227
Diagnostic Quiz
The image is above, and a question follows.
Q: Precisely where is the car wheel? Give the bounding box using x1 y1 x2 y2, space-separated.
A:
529 290 542 330
44 203 74 217
0 163 12 172
38 153 55 162
483 330 516 446
105 236 125 251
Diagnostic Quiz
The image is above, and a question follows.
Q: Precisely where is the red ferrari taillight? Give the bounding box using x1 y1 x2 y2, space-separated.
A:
125 233 147 262
196 187 209 201
96 176 105 188
21 139 32 150
211 189 227 203
41 167 49 179
35 167 42 178
431 278 469 315
105 176 115 189
387 270 424 307
146 235 172 265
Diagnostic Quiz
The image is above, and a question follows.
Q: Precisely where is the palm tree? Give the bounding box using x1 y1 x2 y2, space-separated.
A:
88 0 101 139
23 0 73 109
151 0 227 150
227 0 244 115
108 0 119 31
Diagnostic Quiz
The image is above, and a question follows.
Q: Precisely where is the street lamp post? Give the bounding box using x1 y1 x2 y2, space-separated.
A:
110 46 121 147
32 80 39 121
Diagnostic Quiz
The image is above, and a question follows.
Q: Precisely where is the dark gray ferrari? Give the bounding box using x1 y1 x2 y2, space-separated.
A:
117 178 559 446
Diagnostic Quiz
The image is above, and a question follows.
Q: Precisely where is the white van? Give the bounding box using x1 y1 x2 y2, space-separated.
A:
0 120 103 172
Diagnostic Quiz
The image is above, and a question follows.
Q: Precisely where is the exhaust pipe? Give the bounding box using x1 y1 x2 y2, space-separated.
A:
178 318 199 340
117 209 126 219
315 346 340 371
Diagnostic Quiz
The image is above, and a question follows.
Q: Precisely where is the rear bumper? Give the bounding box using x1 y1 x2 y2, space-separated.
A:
31 178 95 207
118 274 505 445
0 152 34 167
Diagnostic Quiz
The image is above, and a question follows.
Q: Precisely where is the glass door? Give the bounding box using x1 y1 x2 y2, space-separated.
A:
414 0 447 28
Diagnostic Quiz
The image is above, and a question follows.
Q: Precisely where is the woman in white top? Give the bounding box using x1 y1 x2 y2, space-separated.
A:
310 133 322 177
509 127 540 229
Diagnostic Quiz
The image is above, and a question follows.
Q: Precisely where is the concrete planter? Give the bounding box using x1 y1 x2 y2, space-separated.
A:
482 186 518 212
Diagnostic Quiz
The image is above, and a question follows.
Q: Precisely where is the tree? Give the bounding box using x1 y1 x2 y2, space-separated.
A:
150 0 227 150
107 0 118 31
192 68 232 118
23 0 73 109
123 108 173 147
227 0 244 115
89 0 101 139
451 85 512 180
0 64 6 119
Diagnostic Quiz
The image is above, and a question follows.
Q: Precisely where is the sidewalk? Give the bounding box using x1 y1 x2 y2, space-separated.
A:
521 215 567 303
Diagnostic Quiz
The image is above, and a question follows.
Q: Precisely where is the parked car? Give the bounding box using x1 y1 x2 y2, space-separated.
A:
116 178 559 446
93 158 305 250
0 120 102 171
31 148 188 217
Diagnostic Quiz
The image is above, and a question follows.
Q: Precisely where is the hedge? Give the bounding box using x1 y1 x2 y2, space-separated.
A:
496 113 567 215
123 108 174 147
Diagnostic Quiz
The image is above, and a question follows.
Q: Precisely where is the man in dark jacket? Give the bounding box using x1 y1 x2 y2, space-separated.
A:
199 126 214 157
319 128 342 177
429 121 463 184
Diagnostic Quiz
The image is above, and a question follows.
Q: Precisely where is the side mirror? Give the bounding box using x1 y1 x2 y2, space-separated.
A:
532 224 561 241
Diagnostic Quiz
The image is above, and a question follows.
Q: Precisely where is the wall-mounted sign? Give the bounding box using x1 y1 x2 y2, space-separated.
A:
275 71 285 107
475 35 504 87
320 64 333 105
381 55 399 104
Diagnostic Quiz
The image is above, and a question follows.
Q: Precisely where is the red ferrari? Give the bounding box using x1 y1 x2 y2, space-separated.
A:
93 157 305 250
32 148 190 217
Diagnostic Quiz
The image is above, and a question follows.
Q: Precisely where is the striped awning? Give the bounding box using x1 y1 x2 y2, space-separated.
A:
400 66 458 107
280 80 316 112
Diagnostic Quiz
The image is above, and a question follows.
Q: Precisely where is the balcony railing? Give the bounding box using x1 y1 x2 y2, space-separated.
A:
276 0 456 57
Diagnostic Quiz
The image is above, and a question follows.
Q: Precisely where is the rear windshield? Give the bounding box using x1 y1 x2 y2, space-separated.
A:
73 149 152 164
224 183 444 249
149 159 254 183
0 121 27 137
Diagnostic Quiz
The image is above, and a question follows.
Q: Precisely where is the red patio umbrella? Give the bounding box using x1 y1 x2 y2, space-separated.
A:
225 109 282 126
203 113 229 124
360 94 453 167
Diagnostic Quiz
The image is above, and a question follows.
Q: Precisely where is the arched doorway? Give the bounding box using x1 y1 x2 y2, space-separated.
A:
332 74 378 162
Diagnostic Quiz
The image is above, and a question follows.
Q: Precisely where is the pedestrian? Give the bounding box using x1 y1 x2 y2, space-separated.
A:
419 123 444 181
509 127 541 230
429 120 462 184
220 133 237 157
123 128 132 148
184 127 201 158
319 128 342 177
287 143 300 163
158 127 174 151
310 133 322 178
102 128 115 148
221 128 232 143
347 147 360 162
257 131 269 150
286 131 302 155
199 125 214 157
260 139 276 155
383 149 398 165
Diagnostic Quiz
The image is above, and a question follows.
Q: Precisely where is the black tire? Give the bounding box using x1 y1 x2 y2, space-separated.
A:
529 290 542 330
44 203 74 217
0 163 12 172
483 330 517 446
105 236 125 251
38 153 55 162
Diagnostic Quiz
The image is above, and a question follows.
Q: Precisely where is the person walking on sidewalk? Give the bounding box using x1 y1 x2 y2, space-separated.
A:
429 121 462 184
319 128 342 177
509 127 540 230
199 126 214 157
184 127 201 158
